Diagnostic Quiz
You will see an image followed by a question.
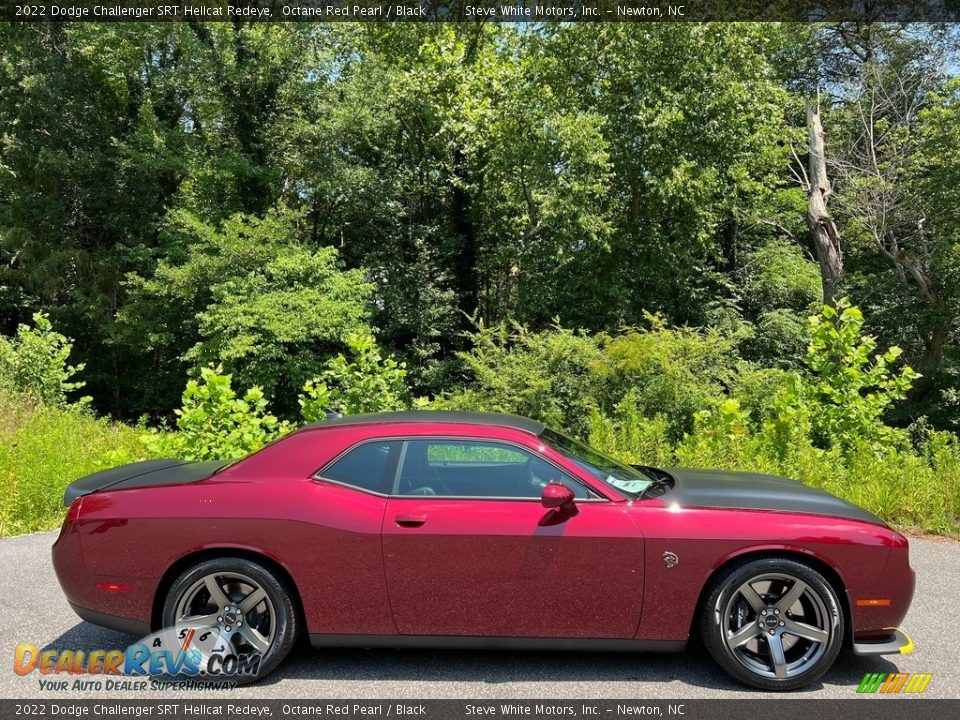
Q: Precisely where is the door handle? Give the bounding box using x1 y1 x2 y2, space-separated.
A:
395 514 427 528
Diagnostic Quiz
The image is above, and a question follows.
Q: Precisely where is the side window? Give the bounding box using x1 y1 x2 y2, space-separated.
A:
397 439 590 499
320 441 402 495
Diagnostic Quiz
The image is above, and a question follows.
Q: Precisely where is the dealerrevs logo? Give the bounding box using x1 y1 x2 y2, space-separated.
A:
14 624 260 688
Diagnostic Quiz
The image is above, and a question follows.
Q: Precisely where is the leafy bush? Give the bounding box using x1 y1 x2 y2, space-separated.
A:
0 313 90 408
676 410 959 535
798 299 919 450
587 391 959 534
300 332 410 419
143 366 290 462
4 298 958 537
587 391 674 467
596 315 751 440
437 323 604 437
586 303 957 533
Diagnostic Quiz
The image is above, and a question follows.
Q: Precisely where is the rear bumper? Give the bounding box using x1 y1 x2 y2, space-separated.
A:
69 603 150 637
852 628 914 656
53 516 155 634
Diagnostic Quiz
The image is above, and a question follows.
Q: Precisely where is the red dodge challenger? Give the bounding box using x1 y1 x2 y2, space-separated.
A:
53 411 915 690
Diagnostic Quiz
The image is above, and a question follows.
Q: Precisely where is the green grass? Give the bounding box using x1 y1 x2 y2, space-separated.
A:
0 395 158 537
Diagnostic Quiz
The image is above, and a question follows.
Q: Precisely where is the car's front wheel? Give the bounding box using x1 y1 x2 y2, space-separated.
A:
161 557 298 684
701 558 844 691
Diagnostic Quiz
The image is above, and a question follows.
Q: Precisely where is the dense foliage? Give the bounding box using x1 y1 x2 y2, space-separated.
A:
0 312 89 407
1 23 959 535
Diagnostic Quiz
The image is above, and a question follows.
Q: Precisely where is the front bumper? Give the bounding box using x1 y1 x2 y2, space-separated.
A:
852 628 914 656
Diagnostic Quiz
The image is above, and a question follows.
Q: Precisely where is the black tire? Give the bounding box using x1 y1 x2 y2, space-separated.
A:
700 557 844 691
161 557 298 684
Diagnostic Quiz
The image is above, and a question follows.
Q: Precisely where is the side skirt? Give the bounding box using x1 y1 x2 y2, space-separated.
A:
308 634 685 653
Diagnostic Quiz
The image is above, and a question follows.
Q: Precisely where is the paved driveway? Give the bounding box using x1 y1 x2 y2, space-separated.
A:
1 531 956 699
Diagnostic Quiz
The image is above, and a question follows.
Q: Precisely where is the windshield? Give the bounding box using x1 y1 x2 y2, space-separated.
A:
540 429 653 499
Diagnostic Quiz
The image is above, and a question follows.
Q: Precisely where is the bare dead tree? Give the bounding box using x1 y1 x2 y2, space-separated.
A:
805 91 844 305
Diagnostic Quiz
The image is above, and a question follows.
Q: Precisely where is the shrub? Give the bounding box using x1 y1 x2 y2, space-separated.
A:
596 315 749 440
0 313 90 408
587 391 674 467
799 298 919 451
586 301 957 534
664 401 958 534
143 366 289 462
439 322 603 437
300 332 410 420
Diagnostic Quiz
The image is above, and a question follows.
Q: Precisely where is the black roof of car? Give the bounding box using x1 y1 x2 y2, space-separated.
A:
300 411 545 435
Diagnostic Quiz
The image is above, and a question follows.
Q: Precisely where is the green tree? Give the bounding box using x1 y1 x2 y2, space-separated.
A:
0 24 199 415
534 23 794 328
120 208 373 415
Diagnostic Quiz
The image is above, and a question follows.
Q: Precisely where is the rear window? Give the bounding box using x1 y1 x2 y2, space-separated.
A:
320 441 402 495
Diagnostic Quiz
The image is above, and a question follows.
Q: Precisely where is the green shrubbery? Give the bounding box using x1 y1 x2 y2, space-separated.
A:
0 315 164 535
0 313 90 408
300 331 410 420
440 301 959 534
144 331 413 462
432 323 603 438
1 303 958 537
0 396 156 536
0 314 414 535
142 366 290 462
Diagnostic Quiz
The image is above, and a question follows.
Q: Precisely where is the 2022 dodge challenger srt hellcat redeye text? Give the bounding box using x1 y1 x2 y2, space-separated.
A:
53 411 915 690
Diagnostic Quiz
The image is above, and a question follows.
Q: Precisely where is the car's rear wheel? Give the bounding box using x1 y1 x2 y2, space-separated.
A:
701 558 844 691
161 557 297 684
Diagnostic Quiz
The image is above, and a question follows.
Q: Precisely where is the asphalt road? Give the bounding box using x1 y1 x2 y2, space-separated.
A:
1 531 957 700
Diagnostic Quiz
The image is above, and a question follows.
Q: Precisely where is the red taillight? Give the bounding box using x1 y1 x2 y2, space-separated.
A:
95 582 129 592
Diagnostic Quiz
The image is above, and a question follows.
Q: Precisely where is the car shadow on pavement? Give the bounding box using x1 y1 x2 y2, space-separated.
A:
44 622 902 694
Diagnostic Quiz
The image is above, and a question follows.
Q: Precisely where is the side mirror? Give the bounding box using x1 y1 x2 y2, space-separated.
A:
541 482 576 512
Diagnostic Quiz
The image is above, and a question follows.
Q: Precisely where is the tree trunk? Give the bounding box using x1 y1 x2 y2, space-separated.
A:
805 97 844 305
896 250 954 401
908 317 952 401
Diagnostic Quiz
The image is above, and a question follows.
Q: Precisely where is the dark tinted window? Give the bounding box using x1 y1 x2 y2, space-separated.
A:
397 439 590 499
320 441 402 494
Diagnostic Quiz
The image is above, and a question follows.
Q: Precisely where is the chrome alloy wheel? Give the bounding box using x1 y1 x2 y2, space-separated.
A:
721 572 831 680
174 571 276 656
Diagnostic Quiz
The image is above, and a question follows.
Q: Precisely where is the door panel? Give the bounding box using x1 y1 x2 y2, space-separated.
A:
381 497 644 638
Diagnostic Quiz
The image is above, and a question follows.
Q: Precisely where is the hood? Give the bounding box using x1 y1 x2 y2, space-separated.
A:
656 467 883 525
